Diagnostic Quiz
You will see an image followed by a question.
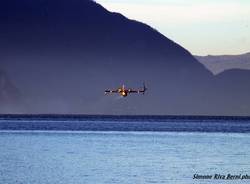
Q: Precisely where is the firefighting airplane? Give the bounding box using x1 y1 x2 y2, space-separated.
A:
105 83 147 97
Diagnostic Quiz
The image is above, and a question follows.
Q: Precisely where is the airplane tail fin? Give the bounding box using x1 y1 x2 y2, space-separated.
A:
142 82 147 95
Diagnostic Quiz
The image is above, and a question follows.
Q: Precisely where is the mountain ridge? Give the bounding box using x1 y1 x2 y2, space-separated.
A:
0 0 250 115
195 52 250 75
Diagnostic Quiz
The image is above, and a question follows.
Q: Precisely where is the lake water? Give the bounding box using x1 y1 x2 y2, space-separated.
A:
1 129 250 184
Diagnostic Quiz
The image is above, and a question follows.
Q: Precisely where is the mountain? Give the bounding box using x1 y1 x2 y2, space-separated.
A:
0 70 23 113
195 52 250 75
212 69 250 115
0 0 249 115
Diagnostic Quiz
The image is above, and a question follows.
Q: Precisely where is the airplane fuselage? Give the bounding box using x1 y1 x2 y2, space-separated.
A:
120 91 128 97
118 87 128 97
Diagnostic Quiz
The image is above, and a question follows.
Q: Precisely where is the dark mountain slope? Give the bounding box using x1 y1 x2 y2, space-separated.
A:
211 69 250 115
1 0 248 115
0 70 23 113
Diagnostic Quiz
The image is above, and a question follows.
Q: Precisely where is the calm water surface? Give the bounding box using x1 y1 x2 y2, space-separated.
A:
0 130 250 184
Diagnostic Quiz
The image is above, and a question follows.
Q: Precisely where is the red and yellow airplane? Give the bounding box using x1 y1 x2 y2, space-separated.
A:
105 83 147 97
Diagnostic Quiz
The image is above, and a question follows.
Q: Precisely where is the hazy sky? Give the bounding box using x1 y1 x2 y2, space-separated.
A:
96 0 250 55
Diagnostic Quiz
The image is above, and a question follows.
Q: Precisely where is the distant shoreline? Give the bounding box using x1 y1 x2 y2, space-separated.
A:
1 114 250 122
1 115 250 132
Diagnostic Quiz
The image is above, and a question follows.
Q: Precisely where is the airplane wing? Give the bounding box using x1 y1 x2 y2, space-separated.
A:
105 90 118 94
127 89 142 93
127 83 147 94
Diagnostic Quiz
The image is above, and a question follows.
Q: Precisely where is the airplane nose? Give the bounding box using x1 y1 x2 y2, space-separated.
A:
122 91 127 97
